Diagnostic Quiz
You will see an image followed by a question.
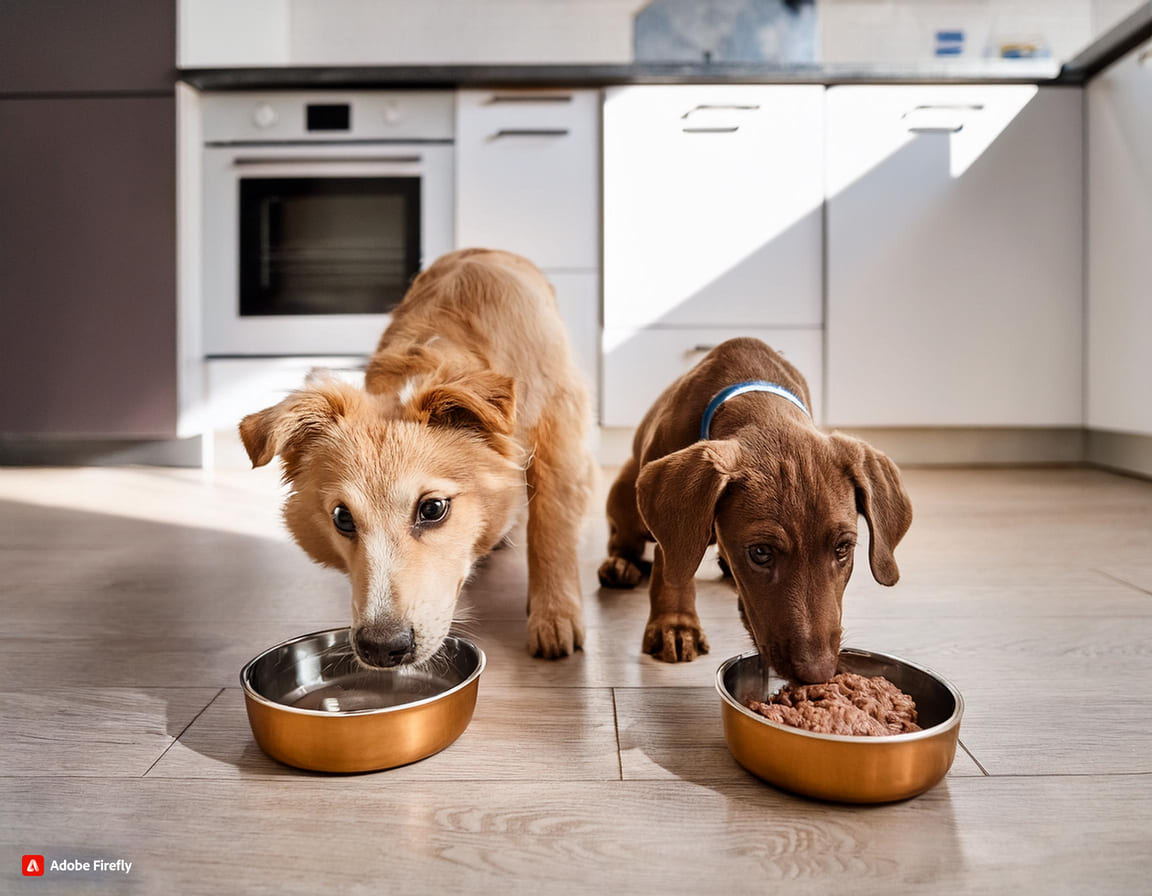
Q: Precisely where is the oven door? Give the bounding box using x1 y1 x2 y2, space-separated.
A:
202 143 453 356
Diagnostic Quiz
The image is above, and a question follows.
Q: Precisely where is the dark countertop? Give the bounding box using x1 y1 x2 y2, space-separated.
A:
180 61 1064 91
178 4 1151 92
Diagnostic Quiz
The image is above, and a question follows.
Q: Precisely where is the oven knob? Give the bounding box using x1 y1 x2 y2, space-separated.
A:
381 101 404 125
252 103 278 129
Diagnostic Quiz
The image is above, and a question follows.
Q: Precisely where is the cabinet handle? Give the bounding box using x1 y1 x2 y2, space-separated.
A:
487 94 573 104
907 124 965 134
903 103 985 114
488 128 570 139
232 155 421 166
681 103 760 119
688 344 717 355
681 126 740 134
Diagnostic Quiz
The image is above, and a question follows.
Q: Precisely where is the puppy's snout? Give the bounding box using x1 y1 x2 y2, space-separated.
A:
353 625 415 668
792 653 839 684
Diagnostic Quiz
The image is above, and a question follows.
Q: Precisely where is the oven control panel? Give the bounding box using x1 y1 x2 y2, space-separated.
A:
202 91 454 143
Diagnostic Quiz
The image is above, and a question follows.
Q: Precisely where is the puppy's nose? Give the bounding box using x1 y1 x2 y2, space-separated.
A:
354 626 415 668
793 654 839 684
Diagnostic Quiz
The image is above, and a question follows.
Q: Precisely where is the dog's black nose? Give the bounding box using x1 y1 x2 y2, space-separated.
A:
354 626 415 668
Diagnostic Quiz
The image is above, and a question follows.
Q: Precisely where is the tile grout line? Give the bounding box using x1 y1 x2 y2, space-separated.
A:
958 738 990 776
1090 568 1152 598
610 688 623 781
140 687 225 779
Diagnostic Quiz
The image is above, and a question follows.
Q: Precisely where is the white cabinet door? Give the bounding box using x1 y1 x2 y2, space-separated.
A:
456 88 599 270
603 85 824 328
1087 39 1152 436
601 327 822 427
826 86 1083 427
548 271 600 416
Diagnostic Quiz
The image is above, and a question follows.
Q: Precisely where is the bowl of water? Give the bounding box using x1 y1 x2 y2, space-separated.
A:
240 628 484 773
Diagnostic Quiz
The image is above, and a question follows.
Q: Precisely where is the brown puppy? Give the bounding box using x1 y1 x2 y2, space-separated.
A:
241 249 591 668
598 338 911 683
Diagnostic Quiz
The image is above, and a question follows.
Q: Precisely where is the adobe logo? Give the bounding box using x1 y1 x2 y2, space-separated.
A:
22 855 45 877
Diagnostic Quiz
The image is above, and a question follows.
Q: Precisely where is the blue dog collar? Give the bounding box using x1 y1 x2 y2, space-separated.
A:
699 380 810 440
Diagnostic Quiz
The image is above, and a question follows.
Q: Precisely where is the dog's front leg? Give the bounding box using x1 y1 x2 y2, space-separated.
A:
643 545 709 662
524 427 589 659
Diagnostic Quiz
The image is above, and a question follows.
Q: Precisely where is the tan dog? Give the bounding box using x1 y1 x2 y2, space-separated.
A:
598 338 911 683
240 249 591 667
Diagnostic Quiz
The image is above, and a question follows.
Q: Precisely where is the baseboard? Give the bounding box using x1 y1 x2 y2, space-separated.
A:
597 426 1087 468
1085 430 1152 480
0 435 203 468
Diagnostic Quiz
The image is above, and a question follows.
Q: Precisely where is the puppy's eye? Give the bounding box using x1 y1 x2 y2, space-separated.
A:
835 541 853 561
748 544 774 567
417 497 450 524
332 504 356 536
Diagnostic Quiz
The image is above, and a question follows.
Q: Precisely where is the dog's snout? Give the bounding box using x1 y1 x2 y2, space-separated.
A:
792 654 839 684
353 625 415 668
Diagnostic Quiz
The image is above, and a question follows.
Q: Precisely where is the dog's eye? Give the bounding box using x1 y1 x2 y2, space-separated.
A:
835 541 853 561
748 544 774 567
417 497 450 524
332 504 356 535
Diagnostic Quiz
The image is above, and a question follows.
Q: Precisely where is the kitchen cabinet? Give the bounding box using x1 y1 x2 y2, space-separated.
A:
601 326 822 428
0 97 177 436
603 85 824 329
601 85 824 427
1087 39 1152 437
826 85 1083 427
456 88 599 270
456 88 601 411
0 0 175 93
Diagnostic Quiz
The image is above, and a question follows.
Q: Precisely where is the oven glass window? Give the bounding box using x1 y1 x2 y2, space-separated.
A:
239 177 421 316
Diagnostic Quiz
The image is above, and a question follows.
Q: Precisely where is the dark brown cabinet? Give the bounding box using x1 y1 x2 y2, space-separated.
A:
0 2 177 439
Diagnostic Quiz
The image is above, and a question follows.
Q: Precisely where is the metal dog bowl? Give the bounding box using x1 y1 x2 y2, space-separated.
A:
241 629 485 773
717 647 964 803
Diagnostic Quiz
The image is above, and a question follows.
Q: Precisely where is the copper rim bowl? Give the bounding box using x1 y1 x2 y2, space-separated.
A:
240 629 485 773
716 647 964 803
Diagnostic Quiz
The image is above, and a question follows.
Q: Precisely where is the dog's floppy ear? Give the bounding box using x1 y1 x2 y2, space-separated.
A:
831 434 913 586
636 440 742 577
408 371 516 449
239 375 355 469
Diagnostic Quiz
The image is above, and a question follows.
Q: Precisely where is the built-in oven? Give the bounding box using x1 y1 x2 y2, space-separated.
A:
201 91 454 356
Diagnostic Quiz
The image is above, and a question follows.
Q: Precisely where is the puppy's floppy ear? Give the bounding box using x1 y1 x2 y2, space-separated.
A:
239 375 355 469
408 371 516 449
636 440 742 577
831 433 913 586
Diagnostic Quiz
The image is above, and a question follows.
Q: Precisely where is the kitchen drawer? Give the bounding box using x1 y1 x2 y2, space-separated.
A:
548 271 600 416
456 89 600 270
603 85 823 329
601 327 822 428
205 357 367 429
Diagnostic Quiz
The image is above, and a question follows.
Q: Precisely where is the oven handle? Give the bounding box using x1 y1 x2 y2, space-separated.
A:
230 155 423 167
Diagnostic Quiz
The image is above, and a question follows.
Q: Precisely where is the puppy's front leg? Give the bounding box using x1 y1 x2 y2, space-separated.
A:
643 545 709 662
524 423 589 659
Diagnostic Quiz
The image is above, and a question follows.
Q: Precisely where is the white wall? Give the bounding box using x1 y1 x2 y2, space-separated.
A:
180 0 1124 69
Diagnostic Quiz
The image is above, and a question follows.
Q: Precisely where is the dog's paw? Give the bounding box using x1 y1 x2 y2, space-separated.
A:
527 603 585 660
643 613 710 663
597 555 650 589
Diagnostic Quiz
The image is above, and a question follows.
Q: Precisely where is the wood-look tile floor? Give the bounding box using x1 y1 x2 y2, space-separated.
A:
2 462 1151 893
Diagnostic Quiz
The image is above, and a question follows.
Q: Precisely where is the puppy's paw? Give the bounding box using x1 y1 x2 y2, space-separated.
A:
597 555 650 589
643 613 710 663
527 602 585 660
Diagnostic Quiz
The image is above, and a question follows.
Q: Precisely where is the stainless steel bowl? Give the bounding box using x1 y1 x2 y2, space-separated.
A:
240 629 484 773
717 647 964 803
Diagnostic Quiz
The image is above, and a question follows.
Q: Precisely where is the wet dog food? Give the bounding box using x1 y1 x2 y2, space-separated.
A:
746 672 921 736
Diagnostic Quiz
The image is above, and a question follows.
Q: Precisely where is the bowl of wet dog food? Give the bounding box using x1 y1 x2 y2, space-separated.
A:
241 628 484 773
716 647 963 803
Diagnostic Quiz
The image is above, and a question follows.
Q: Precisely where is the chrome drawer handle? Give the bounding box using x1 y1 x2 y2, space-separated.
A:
681 103 760 119
487 94 573 104
488 128 570 139
681 126 740 134
231 155 421 166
